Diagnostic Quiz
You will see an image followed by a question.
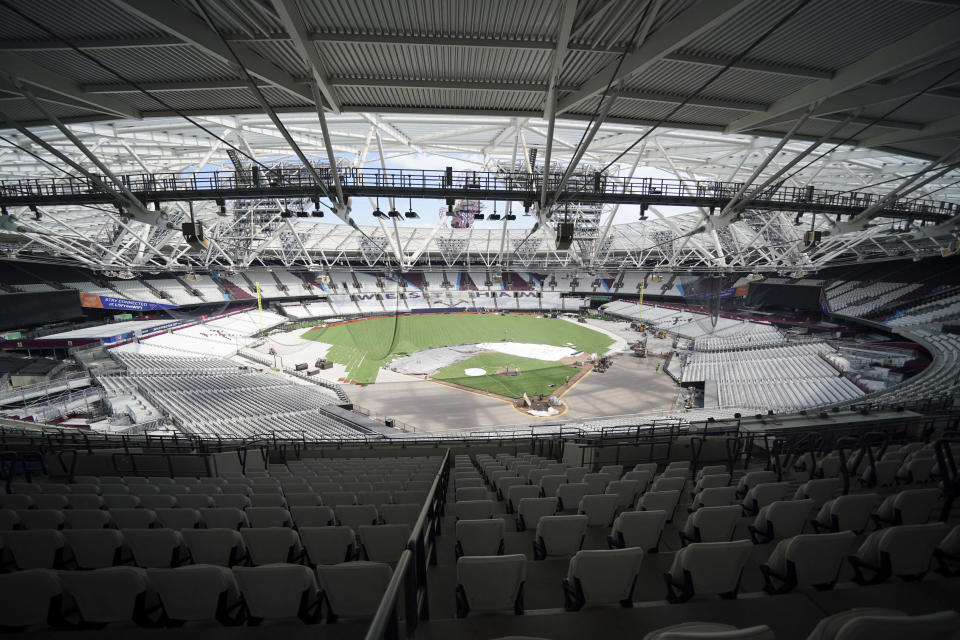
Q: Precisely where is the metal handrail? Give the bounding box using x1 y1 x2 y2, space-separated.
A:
365 549 412 640
366 448 450 639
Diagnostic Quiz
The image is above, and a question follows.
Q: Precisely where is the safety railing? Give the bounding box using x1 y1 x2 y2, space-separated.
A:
366 448 451 640
1 167 956 219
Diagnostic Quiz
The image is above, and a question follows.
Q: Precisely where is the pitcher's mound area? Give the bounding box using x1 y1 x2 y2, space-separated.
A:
431 352 579 400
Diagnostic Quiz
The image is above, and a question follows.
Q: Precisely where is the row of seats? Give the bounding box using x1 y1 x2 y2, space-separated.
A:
0 561 394 629
1 523 412 570
0 501 422 531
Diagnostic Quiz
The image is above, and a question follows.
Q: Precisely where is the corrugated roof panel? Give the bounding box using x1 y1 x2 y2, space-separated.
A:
685 0 955 73
0 0 167 40
18 45 238 85
337 85 542 111
570 0 695 51
617 59 814 105
244 39 313 78
297 0 561 40
315 41 553 84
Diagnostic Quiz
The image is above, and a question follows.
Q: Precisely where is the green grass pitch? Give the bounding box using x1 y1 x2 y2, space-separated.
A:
432 352 578 399
301 313 613 384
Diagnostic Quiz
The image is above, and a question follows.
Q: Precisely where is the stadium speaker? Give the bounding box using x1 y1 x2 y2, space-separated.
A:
556 222 574 250
181 222 209 252
799 230 822 253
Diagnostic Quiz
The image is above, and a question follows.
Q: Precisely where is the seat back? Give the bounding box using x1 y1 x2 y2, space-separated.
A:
456 554 526 613
2 530 65 569
738 470 777 492
290 506 335 528
335 504 379 532
517 497 558 529
878 523 949 576
745 482 790 511
613 510 667 551
245 507 292 528
359 524 410 563
180 528 245 567
694 486 738 509
300 526 356 565
832 494 880 532
583 473 613 494
317 561 392 618
63 529 124 569
539 475 567 497
456 487 487 502
795 478 841 508
147 565 239 623
568 547 643 604
695 474 731 492
59 567 151 624
599 465 624 479
123 528 185 568
577 494 619 527
762 499 814 539
455 500 495 520
0 569 62 630
233 564 317 620
456 518 505 556
687 505 740 542
536 515 588 557
652 476 686 493
605 480 640 508
830 610 960 640
784 531 856 586
892 488 940 525
240 527 302 565
378 503 420 526
638 490 681 520
672 541 752 596
556 483 589 511
507 486 540 510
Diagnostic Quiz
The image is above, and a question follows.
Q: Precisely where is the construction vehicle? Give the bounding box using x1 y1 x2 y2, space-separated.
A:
593 356 613 373
631 337 648 358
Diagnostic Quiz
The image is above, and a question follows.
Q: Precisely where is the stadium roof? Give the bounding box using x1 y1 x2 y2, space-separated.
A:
0 0 958 273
